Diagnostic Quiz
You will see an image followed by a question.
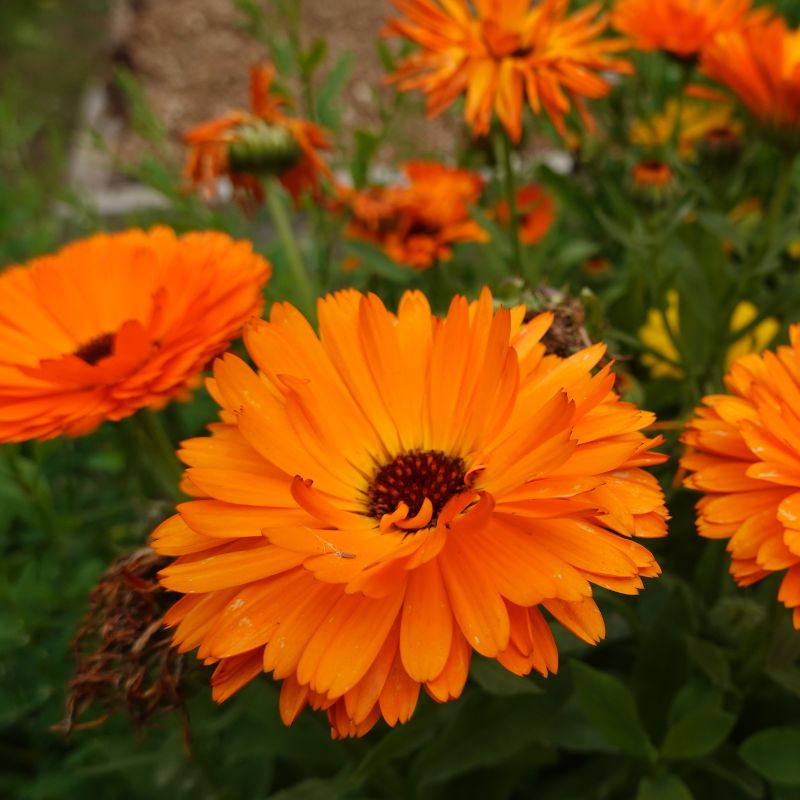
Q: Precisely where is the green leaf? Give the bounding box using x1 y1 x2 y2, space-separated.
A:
351 129 380 188
344 240 414 283
740 728 800 786
637 774 694 800
661 709 735 760
267 775 352 800
301 38 327 78
411 692 557 787
571 661 657 761
766 667 800 700
315 53 353 129
353 714 435 784
685 636 733 690
470 656 542 697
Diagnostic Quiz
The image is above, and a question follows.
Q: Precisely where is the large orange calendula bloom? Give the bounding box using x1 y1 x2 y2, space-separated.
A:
702 17 800 142
154 288 669 739
385 0 633 141
344 162 489 270
612 0 769 61
0 228 270 442
682 326 800 629
183 64 330 208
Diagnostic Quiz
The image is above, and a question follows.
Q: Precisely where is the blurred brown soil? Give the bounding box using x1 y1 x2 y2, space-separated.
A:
112 0 460 167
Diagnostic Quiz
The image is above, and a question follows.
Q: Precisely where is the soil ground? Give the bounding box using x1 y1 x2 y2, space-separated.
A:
112 0 459 166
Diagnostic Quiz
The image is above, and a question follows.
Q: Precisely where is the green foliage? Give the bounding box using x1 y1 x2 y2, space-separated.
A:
4 0 800 798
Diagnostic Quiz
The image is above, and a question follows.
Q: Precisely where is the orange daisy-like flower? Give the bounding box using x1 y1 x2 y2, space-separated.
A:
183 64 330 208
702 17 800 142
345 162 489 270
682 327 800 629
385 0 633 141
154 288 669 739
0 228 270 442
612 0 769 61
632 159 674 188
494 184 555 245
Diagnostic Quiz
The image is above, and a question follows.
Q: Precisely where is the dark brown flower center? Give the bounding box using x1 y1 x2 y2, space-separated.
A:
510 46 533 59
74 333 115 365
366 450 467 526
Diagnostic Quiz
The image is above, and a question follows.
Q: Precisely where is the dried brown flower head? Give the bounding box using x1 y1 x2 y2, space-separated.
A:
57 548 186 734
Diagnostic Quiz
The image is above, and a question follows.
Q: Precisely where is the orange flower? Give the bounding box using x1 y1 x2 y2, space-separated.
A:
345 162 489 270
702 17 800 141
494 184 555 245
154 288 668 739
632 159 674 188
0 228 270 442
183 64 330 208
385 0 632 141
612 0 769 60
682 326 800 629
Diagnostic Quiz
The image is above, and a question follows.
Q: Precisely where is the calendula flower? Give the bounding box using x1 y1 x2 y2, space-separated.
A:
632 160 674 188
630 99 741 159
0 228 270 442
682 325 800 628
154 288 668 739
493 185 555 245
702 17 800 146
183 64 330 208
640 290 779 379
344 162 488 270
612 0 769 61
631 159 679 205
385 0 632 141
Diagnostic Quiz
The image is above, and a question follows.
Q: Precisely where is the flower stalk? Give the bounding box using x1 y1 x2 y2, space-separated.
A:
266 180 318 324
493 129 525 279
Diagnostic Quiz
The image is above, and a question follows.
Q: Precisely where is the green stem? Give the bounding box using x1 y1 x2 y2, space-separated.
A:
493 129 525 280
762 151 797 253
133 411 183 503
667 60 695 154
722 151 797 326
266 181 317 323
1 444 59 536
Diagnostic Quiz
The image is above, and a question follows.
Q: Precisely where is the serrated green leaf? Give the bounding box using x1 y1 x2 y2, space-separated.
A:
740 728 800 786
571 660 656 761
661 709 735 760
637 774 694 800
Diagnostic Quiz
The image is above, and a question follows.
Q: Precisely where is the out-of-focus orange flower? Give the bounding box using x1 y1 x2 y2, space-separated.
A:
630 99 741 159
612 0 769 61
632 160 673 187
385 0 632 141
344 162 489 270
583 255 610 277
0 229 270 442
494 185 555 245
183 64 330 209
154 288 668 739
631 160 677 204
702 17 800 144
682 326 800 629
